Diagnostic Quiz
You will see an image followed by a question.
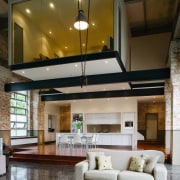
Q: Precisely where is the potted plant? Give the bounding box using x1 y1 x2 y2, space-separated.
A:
75 120 83 134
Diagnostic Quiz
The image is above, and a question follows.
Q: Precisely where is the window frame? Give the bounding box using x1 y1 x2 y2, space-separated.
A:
10 91 29 137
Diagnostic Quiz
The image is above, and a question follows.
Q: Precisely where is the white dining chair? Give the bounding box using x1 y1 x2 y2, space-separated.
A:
72 134 82 150
59 134 70 149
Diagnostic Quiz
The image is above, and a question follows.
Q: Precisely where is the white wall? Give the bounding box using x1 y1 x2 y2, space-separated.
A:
13 9 63 62
44 103 60 142
131 32 171 70
71 97 137 130
71 98 137 113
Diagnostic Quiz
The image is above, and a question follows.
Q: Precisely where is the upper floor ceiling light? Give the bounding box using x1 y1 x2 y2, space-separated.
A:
74 9 89 30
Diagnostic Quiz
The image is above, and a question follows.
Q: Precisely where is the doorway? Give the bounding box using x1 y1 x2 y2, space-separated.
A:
14 23 23 64
146 113 158 140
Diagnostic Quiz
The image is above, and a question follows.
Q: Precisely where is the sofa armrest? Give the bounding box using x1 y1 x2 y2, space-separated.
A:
75 160 89 180
153 163 167 180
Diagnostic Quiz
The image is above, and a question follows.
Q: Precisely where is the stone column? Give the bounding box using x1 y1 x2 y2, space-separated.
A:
30 90 45 145
164 80 172 151
0 66 11 146
170 40 180 165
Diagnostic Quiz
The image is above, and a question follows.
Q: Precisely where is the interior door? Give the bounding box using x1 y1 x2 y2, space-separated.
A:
146 113 158 140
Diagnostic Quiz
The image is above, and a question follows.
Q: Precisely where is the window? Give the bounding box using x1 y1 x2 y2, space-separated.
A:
10 91 29 137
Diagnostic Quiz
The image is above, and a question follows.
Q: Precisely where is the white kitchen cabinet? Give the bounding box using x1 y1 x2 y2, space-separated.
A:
97 133 133 147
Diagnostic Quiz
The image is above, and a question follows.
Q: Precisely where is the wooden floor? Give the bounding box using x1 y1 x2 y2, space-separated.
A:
10 141 170 165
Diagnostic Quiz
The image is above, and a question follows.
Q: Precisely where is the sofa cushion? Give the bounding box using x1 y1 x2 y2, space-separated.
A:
96 155 113 170
118 170 154 180
142 154 159 174
85 169 119 180
87 152 104 170
128 156 145 172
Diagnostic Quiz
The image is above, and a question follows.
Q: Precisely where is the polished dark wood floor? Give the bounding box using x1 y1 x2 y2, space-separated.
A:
10 141 170 164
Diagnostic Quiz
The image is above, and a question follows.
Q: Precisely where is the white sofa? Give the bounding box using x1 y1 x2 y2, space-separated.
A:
0 155 6 176
75 148 167 180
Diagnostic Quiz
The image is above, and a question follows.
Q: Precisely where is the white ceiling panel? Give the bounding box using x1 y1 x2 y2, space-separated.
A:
12 58 121 81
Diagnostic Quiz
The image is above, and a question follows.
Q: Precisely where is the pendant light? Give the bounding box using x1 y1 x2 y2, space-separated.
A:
74 9 89 30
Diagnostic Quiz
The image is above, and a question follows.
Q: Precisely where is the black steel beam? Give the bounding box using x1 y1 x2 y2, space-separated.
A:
39 89 62 95
41 88 164 101
131 82 165 89
4 68 170 92
124 0 143 4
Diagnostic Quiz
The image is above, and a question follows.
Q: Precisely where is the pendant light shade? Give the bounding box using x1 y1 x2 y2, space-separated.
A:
74 10 89 30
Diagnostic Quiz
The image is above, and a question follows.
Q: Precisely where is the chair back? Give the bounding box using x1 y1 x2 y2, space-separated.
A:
73 134 81 143
61 134 69 143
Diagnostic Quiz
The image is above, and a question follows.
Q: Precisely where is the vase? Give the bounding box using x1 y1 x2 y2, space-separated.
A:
77 129 81 134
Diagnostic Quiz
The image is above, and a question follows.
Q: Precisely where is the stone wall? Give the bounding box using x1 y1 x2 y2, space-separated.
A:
169 40 180 165
0 65 45 145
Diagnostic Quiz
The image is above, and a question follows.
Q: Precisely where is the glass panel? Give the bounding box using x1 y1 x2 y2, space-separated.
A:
16 101 26 108
12 0 114 64
16 94 26 101
10 107 15 114
11 93 15 98
16 123 25 128
10 99 16 107
11 130 16 136
16 108 26 115
11 114 16 121
19 91 27 95
17 115 27 122
16 130 27 136
11 122 15 128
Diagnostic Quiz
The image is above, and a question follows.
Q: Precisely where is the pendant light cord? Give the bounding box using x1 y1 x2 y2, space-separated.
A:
78 0 90 87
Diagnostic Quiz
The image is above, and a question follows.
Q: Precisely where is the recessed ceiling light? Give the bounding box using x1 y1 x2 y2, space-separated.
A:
25 9 31 14
74 64 78 67
69 27 73 31
22 70 25 74
49 31 52 35
46 67 50 71
104 60 108 64
92 22 95 26
82 43 85 47
49 3 55 8
102 40 105 44
65 46 68 49
103 88 106 91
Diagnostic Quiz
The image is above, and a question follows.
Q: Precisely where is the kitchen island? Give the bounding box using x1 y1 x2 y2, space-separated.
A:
56 133 135 149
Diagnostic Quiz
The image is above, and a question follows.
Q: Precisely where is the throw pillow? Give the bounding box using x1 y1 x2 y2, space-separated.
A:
87 152 104 170
141 154 159 174
128 156 145 172
96 155 113 170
